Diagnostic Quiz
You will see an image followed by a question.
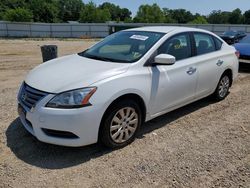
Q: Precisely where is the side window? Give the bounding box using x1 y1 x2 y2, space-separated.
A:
158 34 192 61
194 33 216 55
214 37 223 50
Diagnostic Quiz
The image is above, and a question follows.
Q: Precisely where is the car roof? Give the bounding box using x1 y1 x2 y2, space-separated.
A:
126 26 210 34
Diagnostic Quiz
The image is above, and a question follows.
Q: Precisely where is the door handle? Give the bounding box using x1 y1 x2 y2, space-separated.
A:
216 60 224 66
186 67 197 75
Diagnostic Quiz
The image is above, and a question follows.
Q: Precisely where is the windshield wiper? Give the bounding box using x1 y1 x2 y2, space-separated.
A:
82 54 109 62
82 53 131 63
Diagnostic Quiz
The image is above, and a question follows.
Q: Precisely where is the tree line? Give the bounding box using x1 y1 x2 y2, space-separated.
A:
0 0 250 24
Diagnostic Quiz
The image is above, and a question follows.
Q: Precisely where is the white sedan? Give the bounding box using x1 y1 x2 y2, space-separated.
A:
17 27 239 148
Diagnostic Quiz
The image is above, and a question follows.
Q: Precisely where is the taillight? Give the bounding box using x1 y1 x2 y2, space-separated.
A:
235 51 240 59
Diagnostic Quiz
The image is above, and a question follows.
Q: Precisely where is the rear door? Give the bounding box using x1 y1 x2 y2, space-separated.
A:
192 32 224 98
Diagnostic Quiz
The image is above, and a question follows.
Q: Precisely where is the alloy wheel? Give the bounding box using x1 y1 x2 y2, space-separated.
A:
110 107 139 144
218 76 230 98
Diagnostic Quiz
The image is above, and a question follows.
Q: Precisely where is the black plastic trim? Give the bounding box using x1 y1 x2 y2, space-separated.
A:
46 103 92 109
42 128 79 139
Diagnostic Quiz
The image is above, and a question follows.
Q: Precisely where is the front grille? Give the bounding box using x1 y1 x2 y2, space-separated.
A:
18 83 48 111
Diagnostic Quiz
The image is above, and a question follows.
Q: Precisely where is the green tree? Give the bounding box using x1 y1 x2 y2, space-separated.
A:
167 9 194 23
162 8 177 23
207 10 230 24
3 8 33 22
80 2 111 23
244 10 250 24
99 2 119 21
119 8 132 22
0 0 26 10
133 4 165 23
124 17 133 23
99 2 131 22
28 0 60 23
228 8 243 24
0 0 27 19
189 16 208 24
58 0 84 22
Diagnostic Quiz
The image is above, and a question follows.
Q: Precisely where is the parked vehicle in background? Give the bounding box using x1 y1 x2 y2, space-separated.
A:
233 35 250 64
237 31 247 39
220 30 246 44
17 27 239 148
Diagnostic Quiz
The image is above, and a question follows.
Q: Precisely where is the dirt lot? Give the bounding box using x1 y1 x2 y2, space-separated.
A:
0 39 250 188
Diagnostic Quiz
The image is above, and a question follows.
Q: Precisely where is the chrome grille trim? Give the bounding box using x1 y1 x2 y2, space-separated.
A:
18 83 48 111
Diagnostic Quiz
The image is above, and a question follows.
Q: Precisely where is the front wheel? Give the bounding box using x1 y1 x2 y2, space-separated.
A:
99 100 142 148
213 74 230 101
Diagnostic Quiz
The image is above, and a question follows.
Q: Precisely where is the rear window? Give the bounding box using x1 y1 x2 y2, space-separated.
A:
214 37 223 50
194 33 216 55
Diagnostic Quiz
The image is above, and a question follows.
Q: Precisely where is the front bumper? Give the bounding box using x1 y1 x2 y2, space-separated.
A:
18 93 104 147
239 55 250 64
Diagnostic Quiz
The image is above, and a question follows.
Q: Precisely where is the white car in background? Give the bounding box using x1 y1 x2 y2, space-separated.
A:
17 27 239 148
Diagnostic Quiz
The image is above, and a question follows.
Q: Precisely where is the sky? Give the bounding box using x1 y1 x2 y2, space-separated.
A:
87 0 250 16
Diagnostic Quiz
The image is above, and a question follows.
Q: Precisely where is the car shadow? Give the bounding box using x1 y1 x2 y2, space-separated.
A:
6 118 112 169
137 96 215 138
6 96 215 169
239 63 250 73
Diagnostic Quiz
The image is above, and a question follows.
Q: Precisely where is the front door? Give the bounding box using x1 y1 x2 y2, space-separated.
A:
149 33 198 115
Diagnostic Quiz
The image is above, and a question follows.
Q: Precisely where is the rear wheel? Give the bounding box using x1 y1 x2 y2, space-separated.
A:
100 100 142 148
213 74 230 101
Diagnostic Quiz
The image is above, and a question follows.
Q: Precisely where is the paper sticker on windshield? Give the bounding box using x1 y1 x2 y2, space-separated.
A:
130 35 149 41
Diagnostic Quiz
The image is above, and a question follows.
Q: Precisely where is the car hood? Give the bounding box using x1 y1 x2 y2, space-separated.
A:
25 54 130 93
233 43 250 56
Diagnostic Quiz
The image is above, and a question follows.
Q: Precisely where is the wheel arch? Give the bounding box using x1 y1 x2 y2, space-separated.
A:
98 93 147 140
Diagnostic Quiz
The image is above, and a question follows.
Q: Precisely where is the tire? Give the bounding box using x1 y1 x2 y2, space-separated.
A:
213 74 231 101
99 99 142 148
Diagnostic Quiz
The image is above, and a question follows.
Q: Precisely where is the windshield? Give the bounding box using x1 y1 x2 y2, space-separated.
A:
239 35 250 43
223 31 236 36
79 31 165 63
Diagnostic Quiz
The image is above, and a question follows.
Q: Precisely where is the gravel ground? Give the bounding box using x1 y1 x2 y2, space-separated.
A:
0 39 250 188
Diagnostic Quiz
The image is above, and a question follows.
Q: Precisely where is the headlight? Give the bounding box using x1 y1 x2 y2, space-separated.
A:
46 87 97 108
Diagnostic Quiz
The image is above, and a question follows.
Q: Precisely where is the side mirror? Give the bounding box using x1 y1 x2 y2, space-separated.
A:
154 54 176 65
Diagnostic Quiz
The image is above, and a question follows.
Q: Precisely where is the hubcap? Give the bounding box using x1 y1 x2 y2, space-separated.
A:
110 107 139 144
218 76 230 98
